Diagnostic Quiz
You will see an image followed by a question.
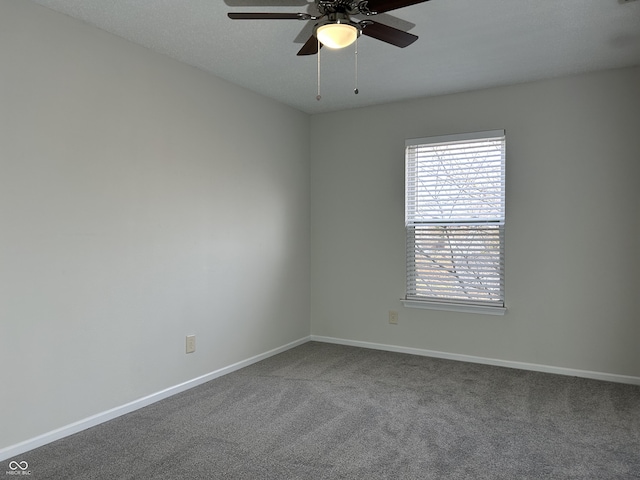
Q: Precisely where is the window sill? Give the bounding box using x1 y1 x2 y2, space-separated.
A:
401 298 507 316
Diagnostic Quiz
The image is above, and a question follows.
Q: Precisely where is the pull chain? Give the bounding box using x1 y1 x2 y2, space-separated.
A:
316 39 322 101
354 36 359 95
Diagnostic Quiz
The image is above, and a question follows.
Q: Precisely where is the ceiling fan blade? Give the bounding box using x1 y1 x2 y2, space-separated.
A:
353 12 415 32
227 12 307 19
361 21 418 48
364 0 431 14
297 35 321 56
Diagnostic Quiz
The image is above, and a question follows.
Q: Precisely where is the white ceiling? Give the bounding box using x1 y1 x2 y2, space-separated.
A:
29 0 640 114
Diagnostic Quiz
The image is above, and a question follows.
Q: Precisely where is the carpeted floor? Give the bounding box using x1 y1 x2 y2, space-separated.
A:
8 342 640 479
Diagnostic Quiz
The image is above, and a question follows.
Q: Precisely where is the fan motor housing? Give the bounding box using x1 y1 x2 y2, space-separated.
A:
316 11 361 32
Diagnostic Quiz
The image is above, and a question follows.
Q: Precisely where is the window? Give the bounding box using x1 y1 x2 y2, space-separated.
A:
404 130 506 314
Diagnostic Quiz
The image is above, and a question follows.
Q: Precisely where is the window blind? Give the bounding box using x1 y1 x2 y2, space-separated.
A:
405 130 505 307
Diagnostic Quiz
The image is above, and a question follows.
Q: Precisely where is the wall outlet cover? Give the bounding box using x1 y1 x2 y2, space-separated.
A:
186 335 196 354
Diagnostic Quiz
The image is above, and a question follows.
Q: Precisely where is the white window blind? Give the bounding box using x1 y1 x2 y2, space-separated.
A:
405 130 505 308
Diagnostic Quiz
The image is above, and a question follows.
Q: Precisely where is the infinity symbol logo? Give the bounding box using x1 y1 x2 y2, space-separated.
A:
8 461 28 471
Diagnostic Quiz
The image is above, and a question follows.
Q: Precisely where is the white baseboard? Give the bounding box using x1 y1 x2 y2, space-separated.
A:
0 336 311 462
310 335 640 386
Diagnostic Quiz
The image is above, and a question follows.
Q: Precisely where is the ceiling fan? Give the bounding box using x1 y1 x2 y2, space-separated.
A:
227 0 431 56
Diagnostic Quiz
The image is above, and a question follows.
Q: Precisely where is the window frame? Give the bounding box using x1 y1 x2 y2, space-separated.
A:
402 130 506 315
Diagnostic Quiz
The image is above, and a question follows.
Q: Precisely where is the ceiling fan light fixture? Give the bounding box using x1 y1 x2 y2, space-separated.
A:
316 22 359 49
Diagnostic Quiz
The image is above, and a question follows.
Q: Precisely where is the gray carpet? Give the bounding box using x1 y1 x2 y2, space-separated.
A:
9 342 640 479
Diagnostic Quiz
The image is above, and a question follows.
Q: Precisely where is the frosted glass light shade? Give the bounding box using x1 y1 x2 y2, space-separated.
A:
316 23 358 49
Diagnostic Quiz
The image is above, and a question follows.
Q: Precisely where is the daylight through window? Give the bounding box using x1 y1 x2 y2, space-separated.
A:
405 130 506 310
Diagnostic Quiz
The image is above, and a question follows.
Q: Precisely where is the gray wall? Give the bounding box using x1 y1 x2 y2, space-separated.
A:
0 0 310 449
310 67 640 377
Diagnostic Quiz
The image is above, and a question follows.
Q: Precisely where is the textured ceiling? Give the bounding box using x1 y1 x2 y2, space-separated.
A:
29 0 640 114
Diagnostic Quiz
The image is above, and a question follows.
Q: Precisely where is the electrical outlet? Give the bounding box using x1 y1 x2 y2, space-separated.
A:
186 335 196 354
389 311 398 325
